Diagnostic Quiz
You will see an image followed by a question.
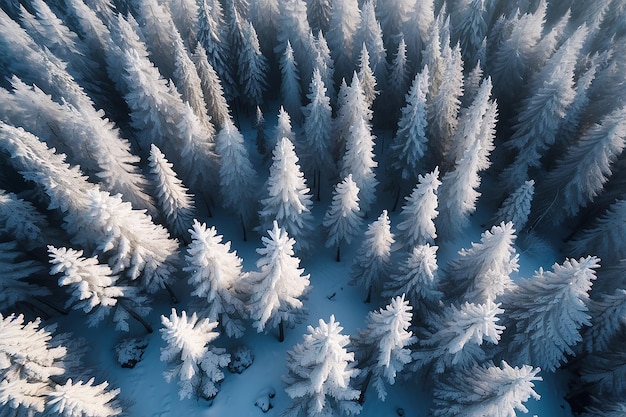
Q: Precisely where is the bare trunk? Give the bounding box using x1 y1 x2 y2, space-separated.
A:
336 245 341 262
279 320 285 343
358 371 372 404
365 286 372 303
119 301 153 333
164 283 178 304
241 215 248 242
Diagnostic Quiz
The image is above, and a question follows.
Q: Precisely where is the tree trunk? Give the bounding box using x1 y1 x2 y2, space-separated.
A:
33 296 68 315
365 286 372 303
392 185 401 212
119 301 153 333
240 215 248 242
279 320 285 343
336 245 341 262
164 283 178 304
316 170 321 202
358 371 372 404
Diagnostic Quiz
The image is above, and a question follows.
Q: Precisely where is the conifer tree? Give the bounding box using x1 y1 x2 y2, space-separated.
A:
323 175 363 261
431 361 542 417
352 295 416 401
301 67 334 198
46 378 121 417
238 21 269 107
386 37 411 120
340 117 378 213
441 222 519 304
283 315 362 416
403 0 434 68
502 256 600 371
584 289 626 354
0 189 47 248
384 244 442 314
306 0 332 33
413 299 505 375
0 241 48 312
172 37 211 128
394 167 441 249
168 0 199 49
148 144 195 240
312 32 336 104
569 199 626 267
160 309 230 400
192 44 231 129
48 246 152 332
280 41 303 125
185 220 246 338
451 0 491 67
243 221 310 341
327 0 360 80
215 119 258 239
334 74 373 161
351 210 395 303
257 137 315 254
267 106 297 161
375 0 413 46
537 106 626 225
275 0 315 86
353 0 386 82
356 44 379 109
254 106 269 155
492 180 535 231
389 66 430 186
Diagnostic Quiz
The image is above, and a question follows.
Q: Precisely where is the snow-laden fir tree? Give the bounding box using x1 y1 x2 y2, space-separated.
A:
48 246 152 333
160 309 230 400
413 299 505 375
267 106 296 162
257 137 314 254
584 288 626 353
254 105 269 155
499 25 588 191
326 0 360 81
333 74 373 161
351 210 395 303
402 0 434 70
389 66 430 187
492 179 535 231
323 175 363 262
215 119 258 239
394 167 441 249
279 41 303 125
238 20 268 107
340 116 378 214
301 67 334 199
502 256 599 371
441 222 519 304
579 334 626 399
184 220 247 338
46 378 121 417
431 360 541 417
148 144 195 240
192 44 231 129
283 315 362 416
353 0 386 83
536 105 626 225
312 32 336 104
356 44 379 112
352 295 416 401
0 189 48 248
243 221 310 341
569 199 626 267
375 0 412 47
451 0 491 67
275 0 315 88
306 0 332 33
172 37 211 128
420 11 445 96
386 37 410 121
168 0 199 49
0 241 48 312
384 243 442 316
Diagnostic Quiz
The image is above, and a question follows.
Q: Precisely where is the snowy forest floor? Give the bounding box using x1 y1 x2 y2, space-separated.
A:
49 105 576 417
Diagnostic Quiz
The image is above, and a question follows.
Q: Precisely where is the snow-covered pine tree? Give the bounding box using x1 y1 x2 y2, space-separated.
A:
351 210 395 303
148 144 195 240
499 25 588 192
352 294 416 401
280 41 303 125
584 289 626 353
49 245 151 332
238 20 268 107
334 73 373 162
536 105 626 225
267 106 296 162
420 11 445 96
215 119 258 239
160 308 230 400
301 67 334 199
394 167 441 250
413 299 505 375
0 189 48 248
386 37 410 121
451 0 491 67
569 199 626 269
389 66 430 188
492 179 535 232
441 222 519 304
172 37 211 128
243 221 310 341
46 378 121 417
353 0 386 84
403 0 434 70
502 256 599 371
375 0 412 47
254 105 269 155
323 175 363 261
197 0 237 101
384 243 442 316
184 220 246 338
306 0 332 33
431 360 541 417
428 41 464 166
275 0 315 88
283 315 362 416
192 43 231 129
168 0 199 49
579 334 626 399
257 137 315 254
0 241 48 312
312 31 336 104
340 116 378 214
356 44 379 111
327 0 360 81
